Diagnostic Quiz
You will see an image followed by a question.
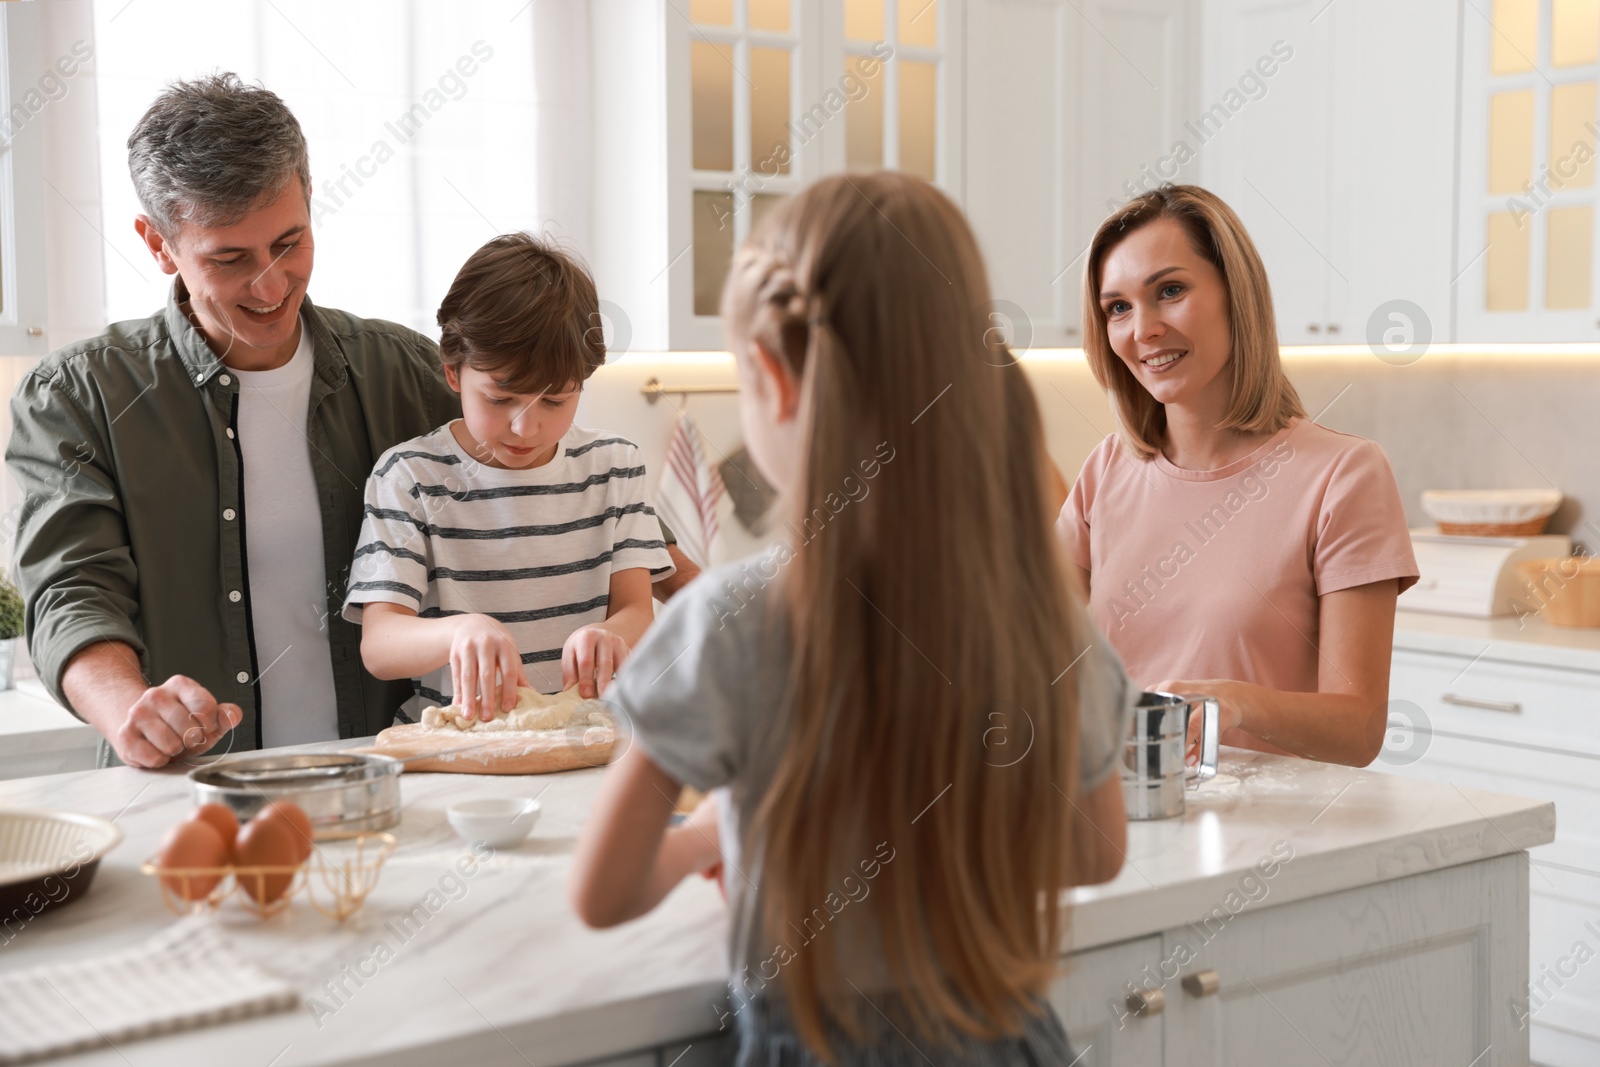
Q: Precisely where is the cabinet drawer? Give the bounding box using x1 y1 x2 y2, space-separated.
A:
1389 649 1600 755
1384 650 1600 864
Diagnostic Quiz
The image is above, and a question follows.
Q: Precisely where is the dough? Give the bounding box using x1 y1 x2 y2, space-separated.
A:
420 685 613 734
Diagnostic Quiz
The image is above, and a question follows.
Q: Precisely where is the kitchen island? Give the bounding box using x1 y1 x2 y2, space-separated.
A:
0 744 1554 1066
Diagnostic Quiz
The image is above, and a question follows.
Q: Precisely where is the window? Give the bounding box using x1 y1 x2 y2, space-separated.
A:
93 0 539 337
0 3 50 356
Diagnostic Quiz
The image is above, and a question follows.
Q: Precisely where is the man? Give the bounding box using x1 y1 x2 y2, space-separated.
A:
8 74 695 769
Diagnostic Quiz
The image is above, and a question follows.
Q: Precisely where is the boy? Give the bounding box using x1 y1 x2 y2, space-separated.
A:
342 233 673 723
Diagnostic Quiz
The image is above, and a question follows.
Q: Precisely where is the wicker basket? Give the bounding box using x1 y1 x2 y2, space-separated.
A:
1422 489 1561 538
1437 516 1552 537
1515 558 1600 628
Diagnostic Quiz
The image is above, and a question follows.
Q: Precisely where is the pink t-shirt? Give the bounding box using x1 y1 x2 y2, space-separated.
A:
1057 417 1418 700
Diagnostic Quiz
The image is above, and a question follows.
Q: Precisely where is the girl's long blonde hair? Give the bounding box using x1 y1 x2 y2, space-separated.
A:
1081 184 1306 459
722 172 1096 1054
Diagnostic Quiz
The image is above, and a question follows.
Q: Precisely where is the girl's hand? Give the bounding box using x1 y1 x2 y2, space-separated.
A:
450 615 527 722
673 791 724 880
1155 679 1245 766
563 625 631 699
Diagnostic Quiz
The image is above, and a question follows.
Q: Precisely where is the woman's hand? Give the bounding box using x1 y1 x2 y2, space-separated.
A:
450 614 527 722
563 625 631 699
1155 678 1247 765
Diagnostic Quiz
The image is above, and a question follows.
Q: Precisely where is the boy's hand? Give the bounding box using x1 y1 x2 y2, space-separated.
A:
450 615 527 722
562 625 630 699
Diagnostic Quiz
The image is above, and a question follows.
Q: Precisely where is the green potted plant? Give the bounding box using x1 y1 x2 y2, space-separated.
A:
0 575 23 690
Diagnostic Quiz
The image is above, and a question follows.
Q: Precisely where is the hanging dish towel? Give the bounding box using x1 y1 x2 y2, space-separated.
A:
0 916 299 1064
656 412 728 569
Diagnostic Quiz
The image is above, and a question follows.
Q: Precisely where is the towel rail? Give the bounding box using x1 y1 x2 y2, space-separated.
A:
641 376 739 404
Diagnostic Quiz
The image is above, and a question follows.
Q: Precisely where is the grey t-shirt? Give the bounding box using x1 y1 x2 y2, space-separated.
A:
604 548 1137 995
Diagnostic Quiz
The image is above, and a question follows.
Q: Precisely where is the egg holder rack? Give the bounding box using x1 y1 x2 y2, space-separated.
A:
139 830 397 921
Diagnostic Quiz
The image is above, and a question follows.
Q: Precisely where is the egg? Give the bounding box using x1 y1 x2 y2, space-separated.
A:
234 814 300 903
156 819 229 901
255 800 314 862
186 804 240 863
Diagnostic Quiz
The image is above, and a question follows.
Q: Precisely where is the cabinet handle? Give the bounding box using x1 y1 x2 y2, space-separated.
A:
1440 693 1522 714
1125 988 1165 1016
1326 323 1340 334
1307 323 1321 333
1182 970 1221 998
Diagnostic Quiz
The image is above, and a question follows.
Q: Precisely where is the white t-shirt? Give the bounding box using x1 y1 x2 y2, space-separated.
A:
234 321 340 746
341 422 675 716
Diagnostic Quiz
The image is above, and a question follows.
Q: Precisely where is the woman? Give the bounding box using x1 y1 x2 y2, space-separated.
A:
1058 185 1417 767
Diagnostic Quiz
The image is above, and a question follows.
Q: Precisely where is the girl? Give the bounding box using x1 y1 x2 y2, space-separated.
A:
569 172 1136 1064
1059 185 1418 767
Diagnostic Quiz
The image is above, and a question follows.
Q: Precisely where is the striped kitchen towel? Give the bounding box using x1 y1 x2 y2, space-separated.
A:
656 412 727 568
0 916 298 1063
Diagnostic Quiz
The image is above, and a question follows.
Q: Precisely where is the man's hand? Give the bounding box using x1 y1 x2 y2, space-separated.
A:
449 614 527 722
62 643 241 770
562 625 630 699
117 675 242 769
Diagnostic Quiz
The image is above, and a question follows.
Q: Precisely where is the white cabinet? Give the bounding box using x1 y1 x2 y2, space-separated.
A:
1049 936 1166 1065
1163 853 1527 1065
964 0 1198 349
591 0 965 352
0 2 51 356
1325 0 1459 353
1059 853 1530 1065
1197 0 1458 347
1379 646 1600 1067
1198 0 1333 346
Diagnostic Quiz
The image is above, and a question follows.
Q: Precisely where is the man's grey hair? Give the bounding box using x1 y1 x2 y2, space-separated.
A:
127 72 311 239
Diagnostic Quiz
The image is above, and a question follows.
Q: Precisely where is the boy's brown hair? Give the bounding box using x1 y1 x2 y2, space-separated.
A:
436 232 607 395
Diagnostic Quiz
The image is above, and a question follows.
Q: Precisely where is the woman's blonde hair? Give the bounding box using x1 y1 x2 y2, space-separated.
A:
721 172 1096 1056
1081 184 1305 459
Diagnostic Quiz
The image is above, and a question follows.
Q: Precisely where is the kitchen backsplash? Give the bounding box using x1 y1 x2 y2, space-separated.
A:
0 348 1590 575
577 349 1600 555
1280 352 1598 551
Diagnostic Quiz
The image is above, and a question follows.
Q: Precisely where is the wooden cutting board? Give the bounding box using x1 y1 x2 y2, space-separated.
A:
364 723 618 775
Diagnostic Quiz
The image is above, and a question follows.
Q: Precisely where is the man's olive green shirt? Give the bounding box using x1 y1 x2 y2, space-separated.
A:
6 284 460 766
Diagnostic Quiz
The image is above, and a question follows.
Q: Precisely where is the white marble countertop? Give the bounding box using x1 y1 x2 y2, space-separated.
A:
0 680 99 780
1394 609 1600 673
0 680 92 742
0 743 1555 1066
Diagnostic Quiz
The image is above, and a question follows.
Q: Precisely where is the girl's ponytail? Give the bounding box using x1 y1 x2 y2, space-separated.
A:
723 172 1096 1060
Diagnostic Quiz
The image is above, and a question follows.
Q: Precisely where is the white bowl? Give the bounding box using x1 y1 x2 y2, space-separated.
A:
1420 488 1562 525
445 797 541 848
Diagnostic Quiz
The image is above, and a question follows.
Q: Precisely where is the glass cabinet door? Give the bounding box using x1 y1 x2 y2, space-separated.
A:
840 0 947 183
1460 0 1600 339
686 0 804 316
673 1 963 344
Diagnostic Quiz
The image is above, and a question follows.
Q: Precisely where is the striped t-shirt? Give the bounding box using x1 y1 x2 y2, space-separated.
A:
341 422 673 714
